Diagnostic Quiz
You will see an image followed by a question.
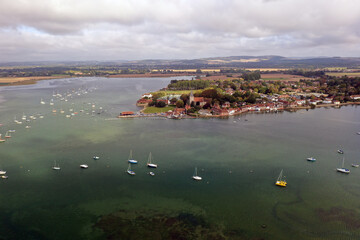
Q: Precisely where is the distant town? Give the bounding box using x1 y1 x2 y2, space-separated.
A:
122 69 360 119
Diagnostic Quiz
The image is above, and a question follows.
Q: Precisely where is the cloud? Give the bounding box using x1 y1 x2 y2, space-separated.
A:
0 0 360 62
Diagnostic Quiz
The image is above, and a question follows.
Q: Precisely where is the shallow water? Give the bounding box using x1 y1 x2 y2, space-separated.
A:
0 77 360 239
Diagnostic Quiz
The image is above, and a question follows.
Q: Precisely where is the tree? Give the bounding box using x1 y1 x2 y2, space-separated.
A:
156 101 166 108
203 103 211 109
246 94 256 104
200 88 218 99
176 100 184 108
170 98 178 105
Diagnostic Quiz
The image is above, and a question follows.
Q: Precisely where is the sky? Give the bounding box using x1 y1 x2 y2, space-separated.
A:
0 0 360 62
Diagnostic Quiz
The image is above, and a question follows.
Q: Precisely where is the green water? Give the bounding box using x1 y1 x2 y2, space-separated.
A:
1 77 360 240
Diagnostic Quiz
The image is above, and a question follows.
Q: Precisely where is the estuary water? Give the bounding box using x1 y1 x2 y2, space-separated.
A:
0 77 360 240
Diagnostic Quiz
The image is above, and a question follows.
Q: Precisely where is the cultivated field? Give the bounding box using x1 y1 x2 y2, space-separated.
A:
261 73 314 81
325 72 360 77
108 73 193 78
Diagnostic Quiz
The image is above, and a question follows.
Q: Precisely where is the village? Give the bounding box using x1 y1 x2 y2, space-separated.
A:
119 72 360 119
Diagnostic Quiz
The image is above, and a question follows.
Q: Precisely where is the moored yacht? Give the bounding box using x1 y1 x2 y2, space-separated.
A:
337 158 350 174
275 169 287 187
52 160 61 170
5 131 11 138
126 163 135 175
128 150 138 164
337 149 344 154
192 167 202 181
147 152 158 168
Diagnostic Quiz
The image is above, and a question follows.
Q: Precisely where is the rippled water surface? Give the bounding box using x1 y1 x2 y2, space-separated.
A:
0 77 360 240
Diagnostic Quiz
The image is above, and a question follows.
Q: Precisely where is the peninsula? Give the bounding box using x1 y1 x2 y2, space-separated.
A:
127 69 360 118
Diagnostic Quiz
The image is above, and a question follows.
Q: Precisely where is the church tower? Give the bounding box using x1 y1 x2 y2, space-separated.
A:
189 90 194 105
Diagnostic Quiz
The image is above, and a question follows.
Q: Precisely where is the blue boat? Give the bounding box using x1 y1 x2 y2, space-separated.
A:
337 149 344 154
127 150 138 164
306 157 316 162
126 163 135 176
337 158 350 174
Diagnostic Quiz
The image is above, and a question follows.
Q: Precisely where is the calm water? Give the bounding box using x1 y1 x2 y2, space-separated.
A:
0 77 360 240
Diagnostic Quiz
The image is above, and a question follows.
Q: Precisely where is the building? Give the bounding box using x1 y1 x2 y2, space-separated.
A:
119 111 134 116
350 95 360 100
189 90 207 107
142 93 153 98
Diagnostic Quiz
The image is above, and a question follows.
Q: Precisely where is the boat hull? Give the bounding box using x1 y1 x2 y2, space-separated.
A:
127 170 136 176
147 164 158 168
192 176 202 181
275 181 287 187
128 160 138 164
337 168 350 173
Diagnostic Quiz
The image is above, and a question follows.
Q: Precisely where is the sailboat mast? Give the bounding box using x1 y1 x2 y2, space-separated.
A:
148 152 152 164
129 150 132 160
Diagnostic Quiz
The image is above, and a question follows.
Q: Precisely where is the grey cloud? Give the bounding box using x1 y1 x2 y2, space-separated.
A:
0 0 360 62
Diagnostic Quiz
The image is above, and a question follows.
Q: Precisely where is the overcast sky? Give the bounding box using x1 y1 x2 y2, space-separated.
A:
0 0 359 62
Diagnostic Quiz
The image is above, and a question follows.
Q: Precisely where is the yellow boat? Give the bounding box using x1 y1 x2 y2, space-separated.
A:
275 169 287 187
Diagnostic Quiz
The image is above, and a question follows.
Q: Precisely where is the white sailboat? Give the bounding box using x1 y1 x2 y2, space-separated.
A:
52 160 61 170
192 167 202 181
80 164 89 169
40 98 46 104
128 150 138 164
126 163 136 175
337 157 350 174
0 169 6 175
147 152 158 168
306 157 316 162
0 134 5 143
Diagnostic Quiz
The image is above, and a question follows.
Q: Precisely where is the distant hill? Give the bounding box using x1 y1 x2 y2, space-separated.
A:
1 56 360 68
125 56 360 69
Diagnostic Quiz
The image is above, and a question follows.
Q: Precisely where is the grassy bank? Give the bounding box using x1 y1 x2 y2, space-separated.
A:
143 106 175 114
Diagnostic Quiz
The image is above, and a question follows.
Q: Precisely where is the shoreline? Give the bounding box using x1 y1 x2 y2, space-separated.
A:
118 102 360 119
0 73 193 87
0 75 71 87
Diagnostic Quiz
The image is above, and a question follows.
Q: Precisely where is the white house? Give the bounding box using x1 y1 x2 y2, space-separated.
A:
142 93 153 98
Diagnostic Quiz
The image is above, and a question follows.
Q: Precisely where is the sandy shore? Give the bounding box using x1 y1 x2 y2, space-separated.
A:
0 76 71 86
108 73 193 78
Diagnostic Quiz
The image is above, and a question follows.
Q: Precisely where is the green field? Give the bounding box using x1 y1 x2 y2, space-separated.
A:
143 106 175 114
325 72 360 77
151 89 204 97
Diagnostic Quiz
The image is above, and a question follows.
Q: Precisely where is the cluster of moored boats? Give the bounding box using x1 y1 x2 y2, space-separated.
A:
306 149 357 174
276 149 358 187
49 150 203 181
41 87 102 119
125 150 202 180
